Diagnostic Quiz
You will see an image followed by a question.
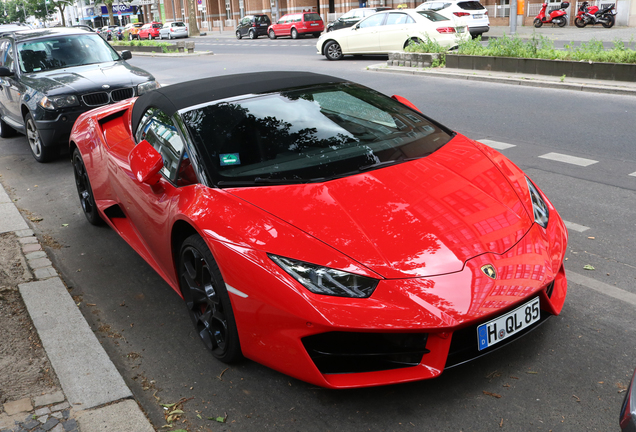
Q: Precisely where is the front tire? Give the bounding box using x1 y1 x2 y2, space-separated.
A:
25 113 56 163
574 16 586 27
324 40 343 60
72 148 103 226
602 14 615 28
533 18 543 27
236 30 242 39
291 28 298 39
179 235 242 363
269 29 277 39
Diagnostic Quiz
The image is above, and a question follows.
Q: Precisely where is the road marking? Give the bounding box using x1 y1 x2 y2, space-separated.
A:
538 152 598 167
478 139 516 150
630 171 636 177
568 271 636 308
563 220 590 233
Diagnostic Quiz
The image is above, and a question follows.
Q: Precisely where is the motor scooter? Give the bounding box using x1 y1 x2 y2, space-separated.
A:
574 1 616 27
534 1 569 27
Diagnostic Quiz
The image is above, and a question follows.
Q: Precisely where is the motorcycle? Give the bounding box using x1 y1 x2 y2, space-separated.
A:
534 1 569 27
574 1 616 27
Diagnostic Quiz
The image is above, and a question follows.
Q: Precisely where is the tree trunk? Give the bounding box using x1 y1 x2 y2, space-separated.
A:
188 0 200 36
107 3 115 25
60 5 66 26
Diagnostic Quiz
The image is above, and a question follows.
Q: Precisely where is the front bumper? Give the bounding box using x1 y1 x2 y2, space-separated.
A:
34 109 85 148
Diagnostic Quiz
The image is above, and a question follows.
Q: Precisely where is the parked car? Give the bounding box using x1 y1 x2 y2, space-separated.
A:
98 25 118 40
416 0 489 38
317 9 468 60
268 12 324 39
125 22 144 40
235 14 271 39
326 7 393 31
0 23 32 36
159 21 188 39
0 27 158 162
70 71 568 389
138 22 162 40
621 368 636 432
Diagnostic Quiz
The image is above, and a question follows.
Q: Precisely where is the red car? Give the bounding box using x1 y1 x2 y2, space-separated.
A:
137 22 162 39
70 72 568 389
268 12 324 39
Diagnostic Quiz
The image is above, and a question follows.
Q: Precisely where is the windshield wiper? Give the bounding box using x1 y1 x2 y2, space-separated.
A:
358 160 401 172
217 177 304 187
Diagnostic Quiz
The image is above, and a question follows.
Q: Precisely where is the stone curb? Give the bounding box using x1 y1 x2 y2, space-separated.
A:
0 183 156 432
366 64 636 97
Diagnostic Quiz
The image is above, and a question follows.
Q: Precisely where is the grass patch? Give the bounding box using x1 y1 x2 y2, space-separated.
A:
111 39 178 53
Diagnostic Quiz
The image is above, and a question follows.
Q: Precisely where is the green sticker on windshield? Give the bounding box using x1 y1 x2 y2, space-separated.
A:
220 153 241 166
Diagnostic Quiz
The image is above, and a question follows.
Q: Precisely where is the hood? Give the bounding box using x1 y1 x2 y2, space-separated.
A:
21 61 153 95
229 135 533 279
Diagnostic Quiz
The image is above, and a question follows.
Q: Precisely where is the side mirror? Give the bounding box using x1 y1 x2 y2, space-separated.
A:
120 50 132 60
129 140 163 184
0 66 14 77
391 95 422 113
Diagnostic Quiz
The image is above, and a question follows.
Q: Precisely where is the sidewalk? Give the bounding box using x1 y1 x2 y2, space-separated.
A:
0 184 155 432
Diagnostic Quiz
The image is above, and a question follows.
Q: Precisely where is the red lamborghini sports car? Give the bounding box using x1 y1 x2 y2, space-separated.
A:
70 72 568 389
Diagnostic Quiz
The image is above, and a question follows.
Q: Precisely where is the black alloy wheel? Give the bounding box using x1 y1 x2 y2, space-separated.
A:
72 148 103 226
249 29 257 39
602 14 615 27
179 235 242 363
25 113 56 163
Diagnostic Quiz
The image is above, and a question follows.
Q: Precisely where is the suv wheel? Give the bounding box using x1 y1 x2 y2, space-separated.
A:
25 113 57 163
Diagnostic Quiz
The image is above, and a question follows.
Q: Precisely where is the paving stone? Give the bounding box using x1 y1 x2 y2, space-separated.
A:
62 419 77 432
14 229 35 237
18 237 38 245
37 415 48 424
49 403 69 413
22 419 40 430
25 251 46 260
34 408 50 417
50 413 62 420
40 418 58 431
33 393 64 409
33 267 58 279
3 399 33 416
60 411 69 420
27 258 52 269
50 424 65 432
21 244 42 253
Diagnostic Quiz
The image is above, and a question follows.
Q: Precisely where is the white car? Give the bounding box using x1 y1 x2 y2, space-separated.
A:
316 9 468 61
416 0 489 38
159 21 188 39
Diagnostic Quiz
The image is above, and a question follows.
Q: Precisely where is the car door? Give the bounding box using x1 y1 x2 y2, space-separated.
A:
110 107 193 280
0 39 24 127
238 17 250 36
379 12 416 51
344 12 386 53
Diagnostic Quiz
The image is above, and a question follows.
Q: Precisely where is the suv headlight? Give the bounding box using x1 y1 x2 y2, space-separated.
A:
39 95 79 110
526 177 549 229
137 80 160 95
269 254 379 298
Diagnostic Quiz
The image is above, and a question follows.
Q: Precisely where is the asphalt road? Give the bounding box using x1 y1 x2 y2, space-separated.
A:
0 40 635 431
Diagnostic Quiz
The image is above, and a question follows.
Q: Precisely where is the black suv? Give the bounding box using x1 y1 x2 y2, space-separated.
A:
235 14 272 39
326 7 392 31
0 28 158 162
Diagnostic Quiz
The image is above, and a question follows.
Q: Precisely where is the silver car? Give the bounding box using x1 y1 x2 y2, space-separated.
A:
159 21 188 39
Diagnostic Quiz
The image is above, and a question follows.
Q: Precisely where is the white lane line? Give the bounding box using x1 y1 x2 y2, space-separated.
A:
539 152 598 167
563 220 590 233
568 271 636 308
630 172 636 177
478 139 516 150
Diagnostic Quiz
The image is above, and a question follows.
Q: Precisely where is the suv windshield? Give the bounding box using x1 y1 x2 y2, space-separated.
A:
181 83 452 186
18 34 120 73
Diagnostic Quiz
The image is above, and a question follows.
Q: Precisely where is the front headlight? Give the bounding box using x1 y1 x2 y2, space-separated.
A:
137 80 160 96
526 177 549 229
269 254 379 298
39 95 79 110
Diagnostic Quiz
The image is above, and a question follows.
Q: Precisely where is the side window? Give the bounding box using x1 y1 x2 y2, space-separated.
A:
0 40 7 67
135 108 187 182
386 12 413 25
358 13 385 28
1 41 15 71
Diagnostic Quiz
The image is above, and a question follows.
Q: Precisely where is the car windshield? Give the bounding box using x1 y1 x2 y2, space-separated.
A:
417 10 451 21
173 22 186 26
18 34 120 73
181 83 452 187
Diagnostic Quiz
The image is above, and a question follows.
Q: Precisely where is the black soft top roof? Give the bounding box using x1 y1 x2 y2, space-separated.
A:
131 71 347 135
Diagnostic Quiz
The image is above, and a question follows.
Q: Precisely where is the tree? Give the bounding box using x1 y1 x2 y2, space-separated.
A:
187 0 200 36
103 0 115 25
47 0 73 26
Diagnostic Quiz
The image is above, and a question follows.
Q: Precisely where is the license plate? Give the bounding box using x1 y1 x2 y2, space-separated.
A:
473 13 483 18
310 23 319 26
477 297 540 351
